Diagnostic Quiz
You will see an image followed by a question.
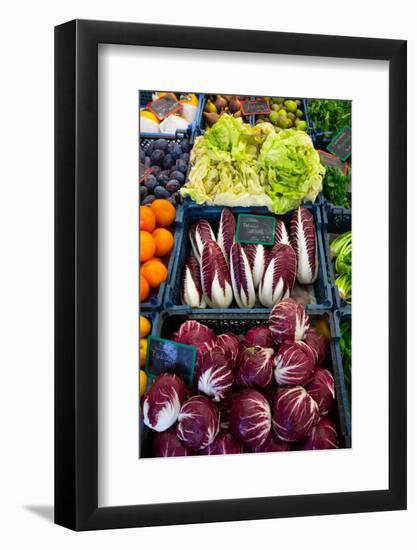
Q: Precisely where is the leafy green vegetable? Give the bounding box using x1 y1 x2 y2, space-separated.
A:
308 99 351 134
259 129 325 214
322 166 351 207
330 231 352 303
340 320 351 406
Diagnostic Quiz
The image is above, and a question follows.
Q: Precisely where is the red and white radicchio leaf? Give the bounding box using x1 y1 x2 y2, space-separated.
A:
249 431 291 453
273 341 316 386
297 417 338 450
230 242 256 309
258 244 296 308
305 367 335 415
217 208 236 263
290 207 318 284
143 374 188 432
181 256 206 308
245 244 269 288
153 425 193 457
269 298 310 345
304 328 327 363
172 320 216 351
272 386 319 442
216 332 241 363
242 325 276 350
274 219 290 245
229 389 272 447
177 395 220 451
236 346 274 389
200 430 244 455
200 241 233 308
189 219 215 261
196 346 234 402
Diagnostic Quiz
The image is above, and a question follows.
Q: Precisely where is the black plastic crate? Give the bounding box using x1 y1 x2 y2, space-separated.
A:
164 203 332 314
334 309 352 443
154 309 351 451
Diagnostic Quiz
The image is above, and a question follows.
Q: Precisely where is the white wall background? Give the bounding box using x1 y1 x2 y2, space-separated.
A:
0 0 415 547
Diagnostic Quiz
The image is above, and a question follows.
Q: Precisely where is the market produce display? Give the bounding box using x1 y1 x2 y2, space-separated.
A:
139 91 352 459
180 206 319 310
140 304 341 457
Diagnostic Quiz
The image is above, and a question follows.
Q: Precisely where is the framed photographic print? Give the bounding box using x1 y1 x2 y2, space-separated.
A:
55 19 407 531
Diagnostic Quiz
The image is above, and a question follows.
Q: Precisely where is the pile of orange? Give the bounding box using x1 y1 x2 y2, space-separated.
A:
140 199 176 302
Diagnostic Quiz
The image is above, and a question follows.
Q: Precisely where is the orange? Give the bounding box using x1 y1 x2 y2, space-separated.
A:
140 259 168 288
140 206 156 232
140 230 156 263
150 199 176 227
152 227 174 257
140 338 148 368
140 315 151 338
140 274 150 302
139 370 147 396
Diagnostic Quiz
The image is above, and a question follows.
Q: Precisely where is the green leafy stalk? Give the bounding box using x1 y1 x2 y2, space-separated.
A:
322 166 351 208
308 99 352 133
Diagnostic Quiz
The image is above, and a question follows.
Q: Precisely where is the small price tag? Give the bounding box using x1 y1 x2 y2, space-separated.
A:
139 162 152 183
146 93 182 121
240 99 271 116
318 150 348 175
145 336 196 387
236 214 276 245
327 126 351 161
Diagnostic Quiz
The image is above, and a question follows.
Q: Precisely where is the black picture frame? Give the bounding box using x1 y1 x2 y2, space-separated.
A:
55 19 407 531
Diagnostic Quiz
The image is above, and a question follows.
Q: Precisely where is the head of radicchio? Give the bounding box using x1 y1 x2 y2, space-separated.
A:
297 417 338 450
229 389 272 448
304 327 327 364
196 345 234 402
271 385 319 442
152 425 193 457
216 332 241 364
290 207 318 285
269 298 310 345
172 320 216 365
236 346 274 390
177 395 220 451
199 430 244 456
305 367 335 415
273 341 316 386
143 373 188 432
242 325 276 350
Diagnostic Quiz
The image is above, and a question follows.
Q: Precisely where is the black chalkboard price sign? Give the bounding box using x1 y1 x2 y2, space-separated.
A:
327 126 352 161
240 99 271 116
318 150 347 174
147 93 182 121
145 336 196 387
236 214 276 245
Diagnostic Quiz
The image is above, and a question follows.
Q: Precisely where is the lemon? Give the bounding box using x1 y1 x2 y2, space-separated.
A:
140 110 160 133
140 315 151 338
139 370 147 397
140 338 148 367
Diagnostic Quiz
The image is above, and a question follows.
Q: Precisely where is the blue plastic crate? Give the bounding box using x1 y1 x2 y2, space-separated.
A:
139 204 184 311
154 308 350 450
163 203 332 314
322 205 352 311
139 91 204 139
333 309 352 444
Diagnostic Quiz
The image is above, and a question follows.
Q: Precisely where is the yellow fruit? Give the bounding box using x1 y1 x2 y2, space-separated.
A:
140 338 148 368
139 370 147 397
140 315 151 338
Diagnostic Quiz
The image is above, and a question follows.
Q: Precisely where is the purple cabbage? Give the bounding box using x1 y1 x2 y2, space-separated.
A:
153 425 193 457
249 431 291 453
230 242 256 308
242 325 276 350
304 328 327 364
271 386 319 442
199 430 244 455
216 332 241 363
177 395 220 451
196 346 234 402
297 417 338 450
